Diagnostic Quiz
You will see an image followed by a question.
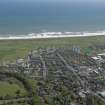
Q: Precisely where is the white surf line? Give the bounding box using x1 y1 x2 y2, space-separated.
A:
0 32 105 40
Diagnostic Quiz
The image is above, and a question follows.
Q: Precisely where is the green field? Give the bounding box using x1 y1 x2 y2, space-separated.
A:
0 81 27 97
0 102 29 105
10 103 30 105
0 36 105 61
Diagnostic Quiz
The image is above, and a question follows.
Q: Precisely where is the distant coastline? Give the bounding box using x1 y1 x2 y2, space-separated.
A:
0 31 105 40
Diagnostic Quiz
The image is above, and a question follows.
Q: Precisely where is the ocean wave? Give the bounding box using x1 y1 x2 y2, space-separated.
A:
0 31 105 40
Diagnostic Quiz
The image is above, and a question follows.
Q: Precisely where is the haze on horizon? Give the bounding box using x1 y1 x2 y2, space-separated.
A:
1 0 105 2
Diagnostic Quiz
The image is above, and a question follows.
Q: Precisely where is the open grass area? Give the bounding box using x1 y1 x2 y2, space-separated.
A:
10 103 30 105
0 81 27 97
0 36 105 61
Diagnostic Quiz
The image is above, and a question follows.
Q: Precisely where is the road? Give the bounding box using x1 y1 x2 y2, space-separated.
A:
57 53 82 83
39 55 47 80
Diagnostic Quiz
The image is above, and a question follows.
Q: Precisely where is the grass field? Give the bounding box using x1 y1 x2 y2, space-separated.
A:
0 81 27 97
11 103 30 105
0 36 105 61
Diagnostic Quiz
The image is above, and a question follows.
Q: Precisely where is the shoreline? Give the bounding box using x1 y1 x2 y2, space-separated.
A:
0 31 105 40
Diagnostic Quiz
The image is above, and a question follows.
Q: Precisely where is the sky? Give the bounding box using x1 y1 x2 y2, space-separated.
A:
0 0 105 4
1 0 105 2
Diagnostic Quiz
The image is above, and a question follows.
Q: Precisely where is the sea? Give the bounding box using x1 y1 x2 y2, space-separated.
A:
0 1 105 37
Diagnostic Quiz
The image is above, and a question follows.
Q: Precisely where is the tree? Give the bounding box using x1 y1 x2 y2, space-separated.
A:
16 90 21 97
